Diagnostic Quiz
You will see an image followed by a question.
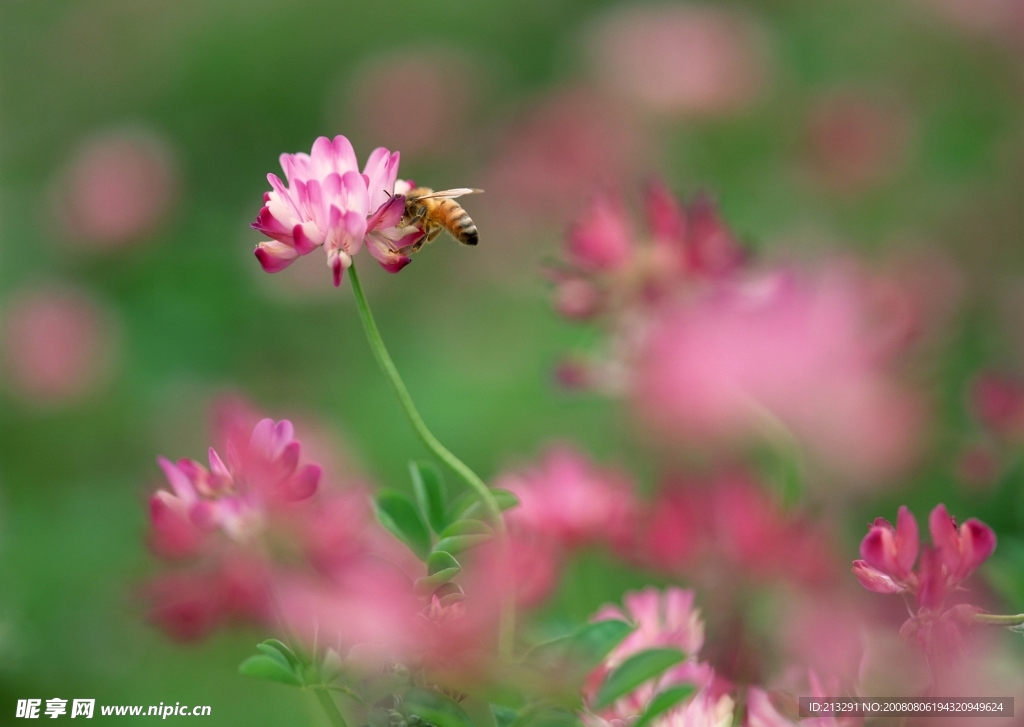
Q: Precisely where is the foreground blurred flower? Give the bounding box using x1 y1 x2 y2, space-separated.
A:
0 285 118 406
585 588 716 722
252 135 419 282
152 417 322 548
497 445 636 549
630 267 922 479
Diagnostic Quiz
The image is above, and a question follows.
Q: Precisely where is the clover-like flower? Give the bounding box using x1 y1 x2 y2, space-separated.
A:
852 503 995 609
150 418 321 550
252 136 420 284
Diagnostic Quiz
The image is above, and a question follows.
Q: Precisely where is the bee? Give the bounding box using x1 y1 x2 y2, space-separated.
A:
399 187 483 254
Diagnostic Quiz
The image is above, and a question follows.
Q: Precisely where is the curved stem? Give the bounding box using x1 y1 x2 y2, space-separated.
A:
312 686 348 727
346 264 515 656
973 613 1024 627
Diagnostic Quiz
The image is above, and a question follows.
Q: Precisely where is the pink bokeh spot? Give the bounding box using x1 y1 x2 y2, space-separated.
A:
54 130 179 249
0 285 118 406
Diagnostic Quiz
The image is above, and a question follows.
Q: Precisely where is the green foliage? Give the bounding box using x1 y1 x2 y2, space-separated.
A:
593 648 686 709
415 551 463 594
633 684 697 727
412 460 450 534
400 689 475 727
375 489 433 559
239 654 303 687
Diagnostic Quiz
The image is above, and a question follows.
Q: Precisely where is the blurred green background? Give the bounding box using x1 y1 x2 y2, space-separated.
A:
2 0 1024 723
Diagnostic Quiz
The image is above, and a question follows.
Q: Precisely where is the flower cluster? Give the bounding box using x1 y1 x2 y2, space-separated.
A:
252 135 421 283
627 473 837 586
852 504 997 662
553 183 924 480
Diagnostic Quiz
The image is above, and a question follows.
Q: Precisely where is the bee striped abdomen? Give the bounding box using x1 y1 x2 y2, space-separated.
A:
439 200 478 246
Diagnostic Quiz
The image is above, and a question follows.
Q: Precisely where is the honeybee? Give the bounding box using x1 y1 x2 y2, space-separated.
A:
399 187 483 254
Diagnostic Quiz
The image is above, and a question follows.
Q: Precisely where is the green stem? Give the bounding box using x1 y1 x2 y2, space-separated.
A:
346 263 515 656
973 613 1024 627
312 686 348 727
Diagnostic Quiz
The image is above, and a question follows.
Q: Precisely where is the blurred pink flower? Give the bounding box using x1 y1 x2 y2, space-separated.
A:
252 136 419 282
969 372 1024 440
145 555 271 642
567 193 634 272
747 672 851 727
802 91 911 193
347 48 477 159
630 474 837 586
631 267 923 479
586 3 771 117
480 89 643 236
955 443 1000 490
496 445 637 549
53 130 178 249
151 417 322 545
586 588 715 721
0 285 117 406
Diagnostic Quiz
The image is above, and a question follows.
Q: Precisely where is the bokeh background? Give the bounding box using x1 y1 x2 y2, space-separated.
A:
2 0 1024 723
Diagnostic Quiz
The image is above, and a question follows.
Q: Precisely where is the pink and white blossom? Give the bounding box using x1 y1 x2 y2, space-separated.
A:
586 588 714 721
252 136 419 283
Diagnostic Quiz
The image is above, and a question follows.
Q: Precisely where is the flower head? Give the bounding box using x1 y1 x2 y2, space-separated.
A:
585 588 714 721
150 417 321 549
252 136 419 283
852 504 995 608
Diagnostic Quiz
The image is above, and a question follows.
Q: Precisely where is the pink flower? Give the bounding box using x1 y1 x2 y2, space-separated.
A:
151 417 321 545
496 445 637 548
144 555 271 642
252 136 418 283
567 194 634 272
586 588 714 721
631 267 922 479
852 504 996 612
629 474 837 586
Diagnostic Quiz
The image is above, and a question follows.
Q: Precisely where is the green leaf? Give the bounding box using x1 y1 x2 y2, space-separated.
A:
401 688 474 727
434 534 493 554
375 489 431 559
491 705 518 727
525 619 633 673
594 648 686 709
428 550 462 575
415 551 463 594
449 489 520 521
440 519 493 538
435 520 494 552
411 461 449 534
319 647 345 684
259 639 301 670
634 685 697 727
239 654 302 686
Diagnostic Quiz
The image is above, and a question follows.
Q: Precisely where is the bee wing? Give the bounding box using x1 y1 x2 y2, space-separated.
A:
411 188 484 201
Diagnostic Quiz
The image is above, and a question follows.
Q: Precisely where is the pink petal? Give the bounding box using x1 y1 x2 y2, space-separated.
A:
958 518 996 579
916 546 947 610
158 456 197 502
894 505 919 575
255 241 299 273
852 560 902 593
928 503 962 575
282 464 321 501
